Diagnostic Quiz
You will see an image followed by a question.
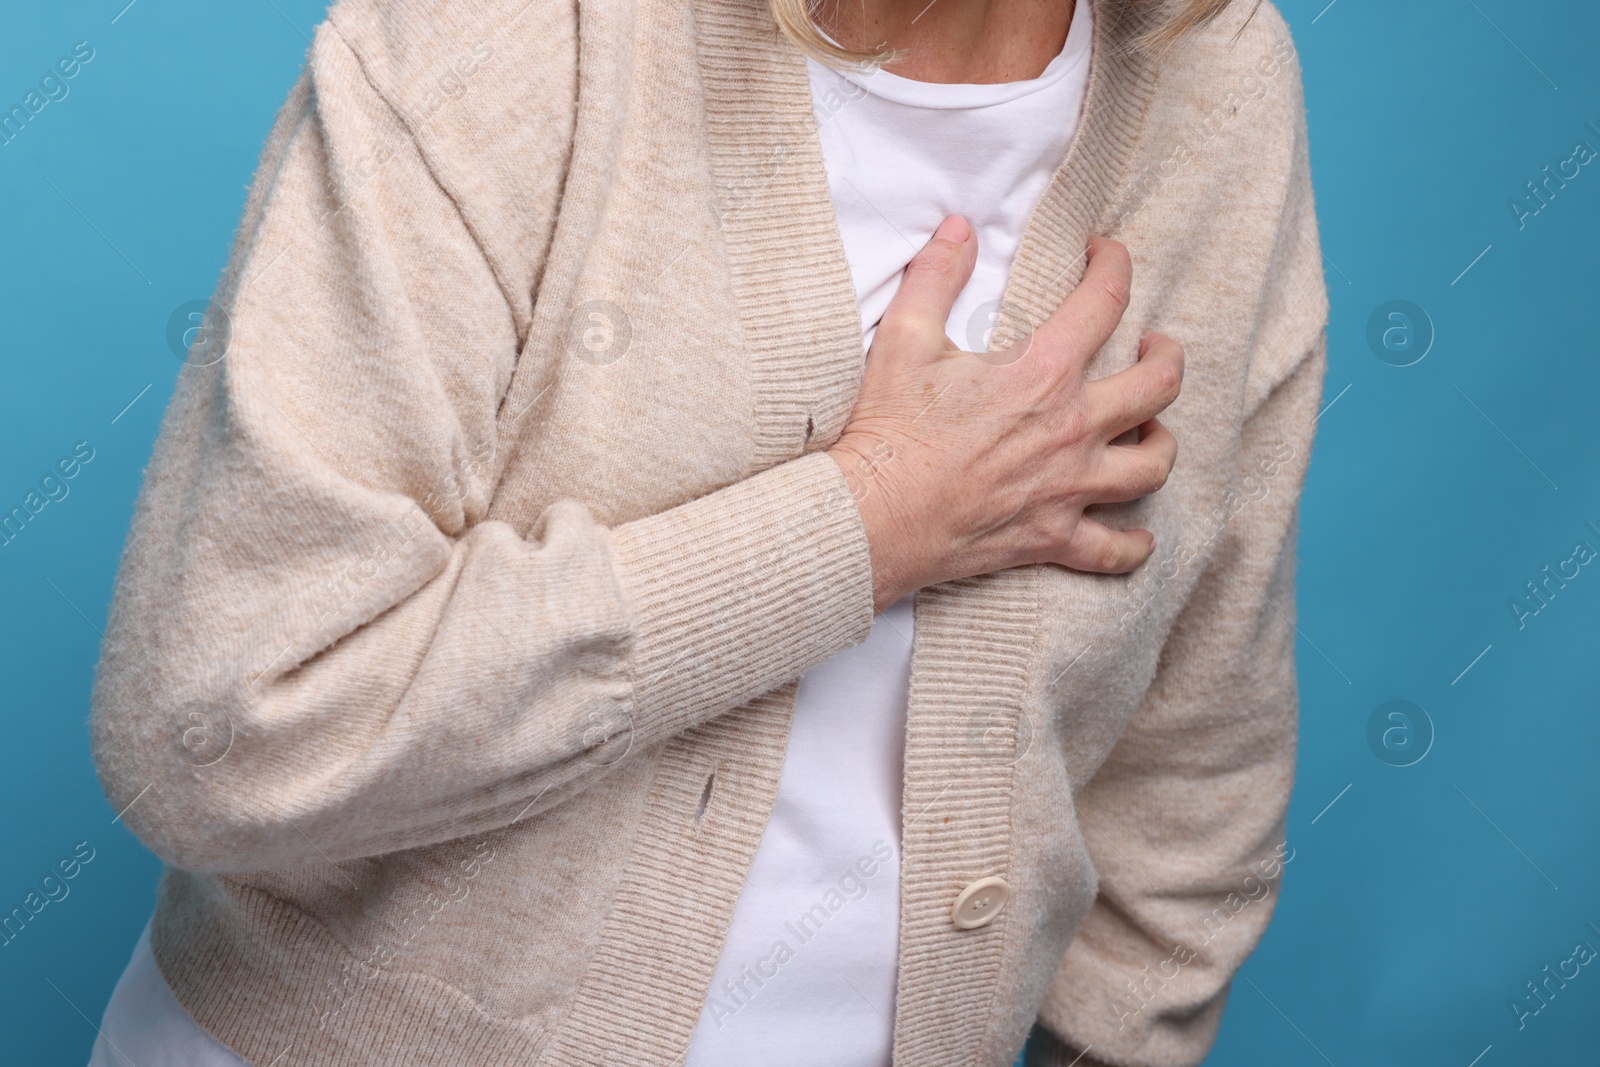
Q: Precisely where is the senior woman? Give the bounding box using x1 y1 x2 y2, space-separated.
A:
87 0 1326 1062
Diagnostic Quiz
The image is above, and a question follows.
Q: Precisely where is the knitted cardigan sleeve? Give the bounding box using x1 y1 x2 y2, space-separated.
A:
1034 348 1325 1067
1030 64 1329 1067
88 21 875 875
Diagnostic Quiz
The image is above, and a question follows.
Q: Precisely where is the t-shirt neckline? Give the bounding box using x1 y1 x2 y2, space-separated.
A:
818 0 1092 110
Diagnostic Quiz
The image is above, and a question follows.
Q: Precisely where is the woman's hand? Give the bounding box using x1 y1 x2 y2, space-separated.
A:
828 215 1184 612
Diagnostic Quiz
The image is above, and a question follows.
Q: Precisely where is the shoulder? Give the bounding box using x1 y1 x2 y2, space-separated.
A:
304 0 592 337
1140 0 1308 162
1106 0 1313 246
1113 2 1327 404
316 0 578 120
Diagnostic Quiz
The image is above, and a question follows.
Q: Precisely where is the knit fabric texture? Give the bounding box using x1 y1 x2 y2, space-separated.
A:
88 0 1329 1063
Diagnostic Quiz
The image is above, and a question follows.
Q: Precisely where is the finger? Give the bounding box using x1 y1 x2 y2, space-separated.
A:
1084 332 1184 438
1092 417 1179 503
1055 517 1155 574
1030 235 1132 371
874 215 978 358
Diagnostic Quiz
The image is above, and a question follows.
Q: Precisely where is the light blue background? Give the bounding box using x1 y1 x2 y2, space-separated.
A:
2 1 1596 1064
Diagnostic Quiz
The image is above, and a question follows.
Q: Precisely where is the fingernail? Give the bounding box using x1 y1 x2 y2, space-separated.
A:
934 215 970 243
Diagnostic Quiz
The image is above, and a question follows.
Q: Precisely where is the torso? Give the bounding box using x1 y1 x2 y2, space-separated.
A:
91 1 1327 1062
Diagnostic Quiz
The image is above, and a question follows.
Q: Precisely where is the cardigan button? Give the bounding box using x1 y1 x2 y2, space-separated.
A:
951 876 1010 930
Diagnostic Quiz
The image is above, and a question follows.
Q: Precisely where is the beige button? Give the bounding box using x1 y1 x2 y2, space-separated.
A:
951 876 1010 930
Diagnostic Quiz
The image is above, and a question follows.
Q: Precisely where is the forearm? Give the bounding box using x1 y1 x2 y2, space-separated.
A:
92 433 875 873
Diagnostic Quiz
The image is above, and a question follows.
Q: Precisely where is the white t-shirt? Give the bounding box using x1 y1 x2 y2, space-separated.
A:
682 7 1091 1067
87 5 1090 1063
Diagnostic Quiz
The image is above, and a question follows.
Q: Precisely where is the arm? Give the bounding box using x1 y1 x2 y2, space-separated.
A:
89 23 875 874
1030 92 1329 1064
1032 330 1325 1067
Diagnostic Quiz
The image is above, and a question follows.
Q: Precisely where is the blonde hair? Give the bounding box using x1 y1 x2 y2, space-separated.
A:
774 0 1241 68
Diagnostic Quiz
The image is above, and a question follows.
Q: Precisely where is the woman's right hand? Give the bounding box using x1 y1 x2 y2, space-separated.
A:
828 215 1184 612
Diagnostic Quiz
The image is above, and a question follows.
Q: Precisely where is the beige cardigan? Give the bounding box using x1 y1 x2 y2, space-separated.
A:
89 0 1328 1063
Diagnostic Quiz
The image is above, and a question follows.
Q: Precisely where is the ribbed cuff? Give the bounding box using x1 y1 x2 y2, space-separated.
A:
607 451 876 736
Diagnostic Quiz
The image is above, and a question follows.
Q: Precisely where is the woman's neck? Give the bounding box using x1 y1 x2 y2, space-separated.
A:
814 0 1076 84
